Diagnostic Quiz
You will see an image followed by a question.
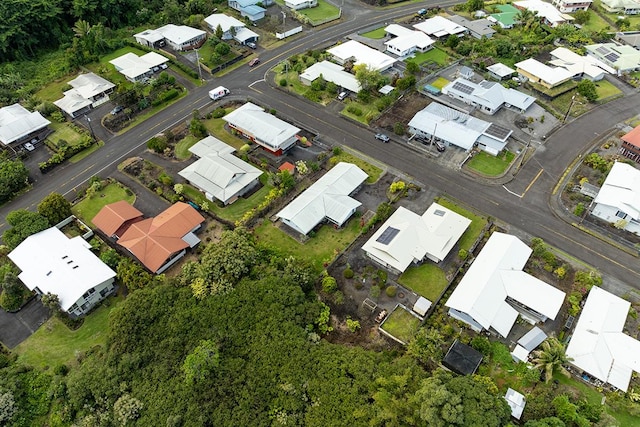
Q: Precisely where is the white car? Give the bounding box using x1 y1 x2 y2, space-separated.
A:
24 142 35 151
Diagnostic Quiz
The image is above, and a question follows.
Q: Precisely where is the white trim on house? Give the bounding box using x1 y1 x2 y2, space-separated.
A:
592 161 640 235
205 14 252 41
585 43 640 73
487 63 516 80
514 0 574 27
327 40 397 72
602 0 640 14
277 162 367 235
362 203 471 273
54 73 115 118
383 24 435 57
515 58 574 88
552 0 593 12
549 47 615 81
299 60 361 93
445 232 566 338
442 77 536 115
0 104 51 146
413 15 467 38
109 52 169 82
285 0 317 9
8 227 116 317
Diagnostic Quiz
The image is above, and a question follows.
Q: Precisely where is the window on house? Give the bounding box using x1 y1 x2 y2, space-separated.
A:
616 210 627 219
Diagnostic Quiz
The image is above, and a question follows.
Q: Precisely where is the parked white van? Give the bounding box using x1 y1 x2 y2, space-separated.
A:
209 86 229 101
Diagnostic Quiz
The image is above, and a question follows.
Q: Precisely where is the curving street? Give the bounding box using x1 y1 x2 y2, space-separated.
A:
3 0 640 290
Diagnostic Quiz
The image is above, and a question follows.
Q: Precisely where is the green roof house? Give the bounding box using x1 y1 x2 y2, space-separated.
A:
488 4 520 29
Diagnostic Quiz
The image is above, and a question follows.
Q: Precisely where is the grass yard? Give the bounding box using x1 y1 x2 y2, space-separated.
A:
72 182 135 226
465 150 515 176
116 88 188 135
580 10 611 32
14 295 123 369
594 80 622 100
436 198 487 251
361 27 387 39
411 48 450 66
35 77 74 103
202 110 247 150
254 216 362 272
548 91 590 119
398 264 448 301
175 134 200 160
528 79 578 98
47 122 86 148
86 46 149 86
297 0 341 25
380 306 421 344
430 77 450 90
341 100 380 125
331 151 383 183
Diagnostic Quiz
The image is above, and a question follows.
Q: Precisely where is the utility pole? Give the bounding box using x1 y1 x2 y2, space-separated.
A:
195 48 203 81
563 94 576 124
85 115 95 141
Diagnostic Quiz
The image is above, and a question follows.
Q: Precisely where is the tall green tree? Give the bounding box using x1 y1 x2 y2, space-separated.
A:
37 192 72 226
0 157 28 203
2 209 49 249
531 337 573 383
577 80 598 102
354 64 383 92
182 339 220 385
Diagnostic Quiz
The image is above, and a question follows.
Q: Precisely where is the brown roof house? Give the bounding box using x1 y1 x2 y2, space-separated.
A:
93 200 144 239
621 125 640 163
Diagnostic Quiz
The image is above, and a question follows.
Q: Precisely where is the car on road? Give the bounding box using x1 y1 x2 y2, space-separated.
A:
246 42 257 49
111 105 124 115
375 133 390 143
248 57 260 67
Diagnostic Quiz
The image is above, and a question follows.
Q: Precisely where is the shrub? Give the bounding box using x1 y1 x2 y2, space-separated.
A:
347 105 362 116
574 202 585 216
279 78 287 86
322 276 338 294
389 181 406 193
343 267 354 279
332 146 342 155
458 248 468 260
385 285 397 297
346 317 361 333
212 107 226 118
376 270 388 286
470 336 492 356
147 136 168 153
158 173 173 186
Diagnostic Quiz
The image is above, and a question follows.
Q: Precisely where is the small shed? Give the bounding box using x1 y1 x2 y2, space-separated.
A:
278 161 295 173
442 339 483 375
504 388 526 419
379 85 395 95
457 65 474 79
413 297 432 317
487 63 516 80
511 326 547 362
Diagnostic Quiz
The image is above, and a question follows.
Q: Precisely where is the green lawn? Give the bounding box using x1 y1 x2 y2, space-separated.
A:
594 80 622 100
202 111 247 150
548 91 590 119
14 295 123 369
411 48 450 66
297 0 341 24
430 77 450 90
380 306 420 344
331 151 383 184
398 264 448 301
175 134 200 160
85 46 149 87
72 182 136 226
47 122 85 148
580 10 611 32
341 100 380 125
254 216 362 273
465 150 515 176
361 27 387 39
435 198 487 251
35 78 74 103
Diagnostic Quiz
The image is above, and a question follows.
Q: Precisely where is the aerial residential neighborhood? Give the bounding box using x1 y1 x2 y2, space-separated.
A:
2 0 640 424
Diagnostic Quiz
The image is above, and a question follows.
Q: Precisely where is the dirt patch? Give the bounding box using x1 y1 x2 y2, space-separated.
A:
371 92 431 133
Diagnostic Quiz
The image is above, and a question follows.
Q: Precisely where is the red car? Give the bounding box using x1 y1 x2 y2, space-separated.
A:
248 58 260 67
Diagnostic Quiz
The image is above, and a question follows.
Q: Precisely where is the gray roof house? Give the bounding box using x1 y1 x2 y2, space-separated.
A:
449 15 496 39
54 73 115 118
442 77 536 115
178 136 262 205
277 162 367 235
229 0 269 21
408 102 513 155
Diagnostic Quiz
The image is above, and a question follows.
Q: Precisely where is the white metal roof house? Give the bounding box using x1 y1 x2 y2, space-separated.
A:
178 136 262 205
285 0 317 10
585 43 640 73
204 14 259 43
592 161 640 235
0 103 51 148
514 0 574 27
413 15 467 38
223 102 300 156
487 63 516 80
504 388 526 420
383 24 435 57
445 232 566 338
327 40 397 72
617 31 640 49
229 0 267 21
566 286 640 391
442 78 536 115
551 0 593 12
135 25 207 51
511 326 548 362
362 203 471 274
448 15 496 39
549 47 615 81
109 52 169 82
277 162 367 235
408 102 512 155
54 73 115 118
299 60 361 93
602 0 640 14
8 227 116 317
515 58 574 89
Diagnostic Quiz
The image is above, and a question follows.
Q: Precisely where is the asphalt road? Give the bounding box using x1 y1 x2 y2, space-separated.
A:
3 1 640 289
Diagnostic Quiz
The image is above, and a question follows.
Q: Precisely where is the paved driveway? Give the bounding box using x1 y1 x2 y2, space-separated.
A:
0 298 50 349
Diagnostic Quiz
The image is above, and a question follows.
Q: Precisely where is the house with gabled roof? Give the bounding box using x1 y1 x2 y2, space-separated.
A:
442 77 536 115
413 15 467 38
228 0 268 21
223 102 300 156
552 0 593 13
285 0 317 10
299 61 361 93
135 24 206 51
514 0 574 27
566 286 640 391
383 24 434 57
448 15 496 39
109 52 169 82
204 13 259 44
408 102 512 155
487 63 516 80
549 47 615 81
488 4 521 29
92 200 144 239
178 136 262 205
620 125 640 162
362 203 471 274
277 162 367 235
585 43 640 73
515 58 574 89
0 103 51 149
445 232 566 338
602 0 640 14
54 73 115 118
591 161 640 235
327 40 397 72
110 202 205 273
8 227 116 317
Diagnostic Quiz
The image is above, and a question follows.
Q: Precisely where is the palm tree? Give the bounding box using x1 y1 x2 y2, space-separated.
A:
531 337 573 383
516 8 539 32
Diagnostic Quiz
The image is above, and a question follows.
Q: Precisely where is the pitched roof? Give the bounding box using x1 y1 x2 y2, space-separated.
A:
443 77 536 112
178 136 262 204
0 104 51 145
448 15 496 37
278 161 295 173
489 4 521 27
383 24 435 54
413 15 467 38
118 202 205 273
67 73 115 99
362 203 471 272
549 47 615 79
223 103 300 151
109 52 169 80
204 13 246 32
277 162 367 235
299 60 361 93
445 232 566 337
593 161 640 220
515 58 575 86
154 24 206 45
327 40 397 72
487 62 516 78
586 43 640 71
8 227 116 311
514 0 573 26
566 286 640 391
622 125 640 148
505 388 526 419
92 201 144 237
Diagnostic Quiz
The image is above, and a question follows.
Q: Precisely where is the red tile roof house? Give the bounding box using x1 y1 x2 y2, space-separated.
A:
93 201 205 274
92 200 144 239
620 125 640 163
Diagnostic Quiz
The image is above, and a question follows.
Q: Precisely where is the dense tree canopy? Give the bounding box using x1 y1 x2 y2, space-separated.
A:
37 192 72 226
2 209 50 249
0 158 28 204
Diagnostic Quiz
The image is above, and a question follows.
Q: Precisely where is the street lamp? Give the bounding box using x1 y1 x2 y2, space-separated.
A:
563 94 576 124
195 48 203 81
85 115 95 141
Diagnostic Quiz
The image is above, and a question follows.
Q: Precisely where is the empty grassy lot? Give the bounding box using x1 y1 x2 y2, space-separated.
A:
361 27 386 39
430 77 450 90
466 150 515 176
175 134 200 160
411 48 450 66
398 263 448 301
72 182 135 226
380 306 420 344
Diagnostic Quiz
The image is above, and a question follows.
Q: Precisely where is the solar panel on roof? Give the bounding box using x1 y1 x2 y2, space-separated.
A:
434 209 446 217
452 81 475 95
376 226 400 245
484 123 511 140
596 46 609 55
604 52 619 62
